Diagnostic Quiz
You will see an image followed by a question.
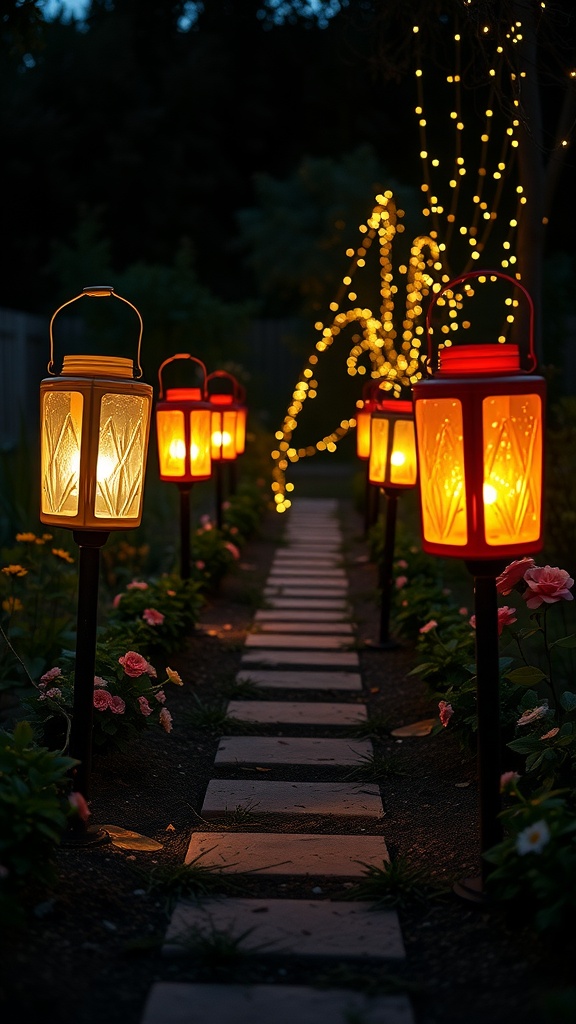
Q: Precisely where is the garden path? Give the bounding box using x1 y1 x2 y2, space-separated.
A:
139 497 415 1024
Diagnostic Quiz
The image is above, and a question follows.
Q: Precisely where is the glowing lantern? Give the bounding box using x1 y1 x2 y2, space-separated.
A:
207 370 243 462
368 399 417 489
234 381 248 456
40 286 152 532
355 381 381 460
413 271 545 563
156 354 212 483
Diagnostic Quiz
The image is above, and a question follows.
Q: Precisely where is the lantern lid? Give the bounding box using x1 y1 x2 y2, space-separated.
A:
210 393 234 405
61 355 134 378
438 343 521 375
377 399 413 414
166 387 203 402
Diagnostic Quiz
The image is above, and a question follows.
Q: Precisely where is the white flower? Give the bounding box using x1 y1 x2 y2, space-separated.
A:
515 819 551 856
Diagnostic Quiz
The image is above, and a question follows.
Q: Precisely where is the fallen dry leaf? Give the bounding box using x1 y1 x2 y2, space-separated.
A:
101 825 163 851
390 718 436 738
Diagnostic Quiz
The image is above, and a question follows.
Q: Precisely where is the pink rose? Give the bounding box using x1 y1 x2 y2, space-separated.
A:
138 696 153 717
119 651 150 678
396 559 408 569
109 695 126 714
224 541 240 560
496 557 536 595
497 605 517 635
69 792 91 821
419 619 438 634
395 576 408 589
523 565 575 609
145 661 157 679
94 689 112 711
142 607 165 626
127 580 148 590
438 700 453 727
159 707 173 733
112 593 123 608
94 676 108 688
195 561 205 571
45 687 62 699
40 666 62 685
500 771 520 792
155 690 166 703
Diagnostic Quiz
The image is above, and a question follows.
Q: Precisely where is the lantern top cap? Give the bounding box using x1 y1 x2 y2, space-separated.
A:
164 387 204 402
61 355 135 379
49 287 144 379
373 398 414 414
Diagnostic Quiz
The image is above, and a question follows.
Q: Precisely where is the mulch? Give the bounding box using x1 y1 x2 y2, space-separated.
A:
1 497 573 1024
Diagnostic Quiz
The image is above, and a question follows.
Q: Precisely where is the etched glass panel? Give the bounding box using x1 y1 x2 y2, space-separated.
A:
41 390 83 516
157 409 185 477
95 393 149 519
390 419 417 486
416 398 467 545
483 393 542 545
368 417 389 485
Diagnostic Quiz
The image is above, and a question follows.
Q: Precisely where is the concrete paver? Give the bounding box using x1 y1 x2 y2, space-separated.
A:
241 649 359 668
163 898 405 959
254 609 349 622
226 700 366 724
236 669 363 690
141 983 415 1024
264 599 349 610
201 779 383 818
244 633 351 650
253 621 354 635
184 832 389 875
214 735 373 766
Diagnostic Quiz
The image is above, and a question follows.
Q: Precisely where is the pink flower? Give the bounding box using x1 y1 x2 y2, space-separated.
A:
500 771 520 793
395 576 408 589
438 700 453 727
419 619 438 634
540 727 560 741
523 565 575 609
229 526 238 535
69 792 91 821
517 704 549 727
93 676 108 688
138 696 153 717
94 689 112 711
396 559 408 569
496 557 536 595
458 607 468 616
127 580 148 590
224 541 240 560
112 593 123 608
159 707 173 733
45 687 62 699
155 690 166 703
497 605 517 635
119 651 150 678
145 660 157 679
142 607 165 626
109 695 126 714
167 589 176 596
40 666 62 685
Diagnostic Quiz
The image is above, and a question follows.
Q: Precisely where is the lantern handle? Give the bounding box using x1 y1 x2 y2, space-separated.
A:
425 270 536 372
157 353 209 399
206 369 243 402
48 285 145 378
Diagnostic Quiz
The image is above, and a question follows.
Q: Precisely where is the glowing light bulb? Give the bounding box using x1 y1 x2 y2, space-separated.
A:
169 439 186 460
390 450 406 466
483 483 498 504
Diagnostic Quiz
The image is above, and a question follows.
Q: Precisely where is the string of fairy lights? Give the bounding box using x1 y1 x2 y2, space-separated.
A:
270 8 569 514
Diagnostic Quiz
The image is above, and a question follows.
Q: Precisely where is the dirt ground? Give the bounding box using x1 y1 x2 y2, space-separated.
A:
2 492 574 1024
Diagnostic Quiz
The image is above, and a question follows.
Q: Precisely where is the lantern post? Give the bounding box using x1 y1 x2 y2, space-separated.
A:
413 270 546 900
40 286 153 843
206 370 242 529
155 355 212 579
367 393 418 648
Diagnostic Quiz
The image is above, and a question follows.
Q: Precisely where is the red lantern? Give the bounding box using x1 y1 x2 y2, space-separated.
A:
207 370 244 462
355 380 381 460
368 398 418 490
155 355 212 483
413 271 546 562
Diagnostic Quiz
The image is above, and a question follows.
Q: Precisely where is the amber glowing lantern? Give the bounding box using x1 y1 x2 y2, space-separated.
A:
40 286 153 532
368 398 418 490
413 271 546 564
207 370 243 463
156 354 212 483
355 381 381 460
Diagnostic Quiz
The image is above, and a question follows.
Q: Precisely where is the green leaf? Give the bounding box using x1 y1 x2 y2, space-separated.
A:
550 634 576 649
560 691 576 712
504 666 548 686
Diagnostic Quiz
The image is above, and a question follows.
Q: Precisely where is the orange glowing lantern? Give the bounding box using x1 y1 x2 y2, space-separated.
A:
413 271 546 562
355 381 381 460
156 354 212 483
207 370 243 462
40 286 153 532
368 398 418 490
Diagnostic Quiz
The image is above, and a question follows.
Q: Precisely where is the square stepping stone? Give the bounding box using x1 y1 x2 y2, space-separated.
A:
226 700 367 725
214 735 373 766
184 832 389 876
236 669 362 691
163 898 405 959
241 650 359 668
244 633 351 650
141 984 414 1024
264 587 348 599
254 610 349 623
254 621 353 635
264 599 349 611
201 779 383 818
268 571 347 581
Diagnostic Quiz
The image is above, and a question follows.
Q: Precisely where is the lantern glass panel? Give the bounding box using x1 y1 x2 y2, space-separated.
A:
211 409 237 460
356 408 371 459
390 420 418 486
157 409 185 477
368 417 389 484
482 393 543 546
191 408 212 476
41 390 83 517
415 397 467 546
94 393 149 519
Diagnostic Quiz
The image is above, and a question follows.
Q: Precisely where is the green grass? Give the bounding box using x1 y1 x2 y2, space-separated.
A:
345 855 447 908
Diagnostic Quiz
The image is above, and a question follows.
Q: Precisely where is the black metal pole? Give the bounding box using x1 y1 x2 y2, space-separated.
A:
215 461 224 530
228 460 238 497
377 487 400 649
455 559 506 899
363 464 379 539
65 530 110 845
178 483 192 580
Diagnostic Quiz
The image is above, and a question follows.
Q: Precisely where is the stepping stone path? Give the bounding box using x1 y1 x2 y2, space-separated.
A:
141 498 415 1024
